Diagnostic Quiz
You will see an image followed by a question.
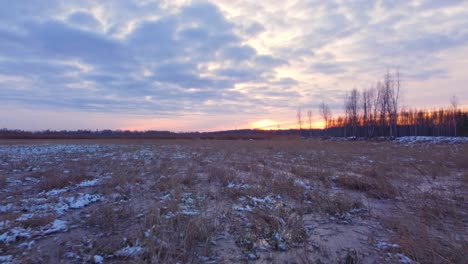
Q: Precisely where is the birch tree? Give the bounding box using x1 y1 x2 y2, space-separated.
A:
319 102 332 130
297 107 303 137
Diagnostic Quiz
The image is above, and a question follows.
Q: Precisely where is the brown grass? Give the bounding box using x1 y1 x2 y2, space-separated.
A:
35 166 94 191
20 215 55 229
86 203 134 233
141 213 221 262
307 190 363 216
1 139 467 263
385 215 466 264
335 169 398 199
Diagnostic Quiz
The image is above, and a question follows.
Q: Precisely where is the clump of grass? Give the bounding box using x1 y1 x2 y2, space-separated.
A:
335 169 398 199
89 235 127 256
461 171 468 185
157 157 176 176
385 215 466 264
343 250 361 264
308 190 363 216
37 168 93 191
291 165 313 178
142 213 221 262
232 205 306 256
383 188 466 264
20 214 55 229
206 165 236 186
181 163 198 186
416 191 464 224
269 175 304 200
87 203 134 232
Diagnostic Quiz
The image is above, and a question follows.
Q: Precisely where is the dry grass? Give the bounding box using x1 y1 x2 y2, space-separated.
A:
385 215 466 264
20 214 55 229
306 190 363 216
0 139 466 263
34 164 94 191
335 169 398 199
141 213 221 262
86 203 135 233
380 184 467 264
269 175 305 200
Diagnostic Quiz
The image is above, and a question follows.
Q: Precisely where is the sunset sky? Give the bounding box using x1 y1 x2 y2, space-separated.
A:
1 0 467 131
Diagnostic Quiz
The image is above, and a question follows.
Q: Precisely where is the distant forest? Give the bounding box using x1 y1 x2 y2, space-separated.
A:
299 70 468 138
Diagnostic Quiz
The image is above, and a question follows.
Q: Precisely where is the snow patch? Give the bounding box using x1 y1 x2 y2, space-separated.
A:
395 136 468 145
0 220 11 231
227 182 251 189
115 244 146 257
0 255 13 263
77 179 100 188
93 255 104 263
45 188 68 196
294 179 311 189
18 240 35 250
43 219 68 234
0 227 31 244
16 213 34 222
377 241 400 250
233 205 254 212
164 212 176 219
396 253 413 263
66 194 103 209
0 204 13 213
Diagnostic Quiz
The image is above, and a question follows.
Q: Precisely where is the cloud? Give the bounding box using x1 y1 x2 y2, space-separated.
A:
311 62 347 75
29 21 127 64
1 0 468 130
67 11 102 29
0 1 288 118
419 0 465 10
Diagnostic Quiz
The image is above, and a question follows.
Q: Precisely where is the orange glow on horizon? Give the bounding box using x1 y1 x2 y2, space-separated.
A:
250 119 280 130
121 118 327 132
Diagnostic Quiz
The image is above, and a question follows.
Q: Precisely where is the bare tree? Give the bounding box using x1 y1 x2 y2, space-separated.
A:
380 69 401 137
344 96 350 137
343 89 359 137
307 110 313 136
362 87 375 137
348 89 359 137
297 107 303 137
370 84 380 137
451 95 458 136
390 69 401 137
319 102 332 130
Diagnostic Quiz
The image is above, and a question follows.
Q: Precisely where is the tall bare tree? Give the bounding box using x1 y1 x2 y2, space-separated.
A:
451 95 458 136
362 87 375 137
390 69 401 137
297 107 303 137
319 102 332 130
380 69 401 137
349 89 359 137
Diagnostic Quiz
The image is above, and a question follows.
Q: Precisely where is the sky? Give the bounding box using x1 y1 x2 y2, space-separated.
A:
1 0 468 131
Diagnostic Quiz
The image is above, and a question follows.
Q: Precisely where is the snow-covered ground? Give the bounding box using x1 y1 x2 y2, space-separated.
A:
394 136 468 144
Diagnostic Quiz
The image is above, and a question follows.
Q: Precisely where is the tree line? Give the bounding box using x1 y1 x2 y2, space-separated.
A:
298 70 468 137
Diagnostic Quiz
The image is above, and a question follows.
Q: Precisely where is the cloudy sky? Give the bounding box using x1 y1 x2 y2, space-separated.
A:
1 0 467 131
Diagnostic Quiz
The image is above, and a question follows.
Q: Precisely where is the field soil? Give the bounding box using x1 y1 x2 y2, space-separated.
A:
0 139 466 263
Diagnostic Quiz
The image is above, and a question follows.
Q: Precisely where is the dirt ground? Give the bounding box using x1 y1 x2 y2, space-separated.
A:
0 138 466 263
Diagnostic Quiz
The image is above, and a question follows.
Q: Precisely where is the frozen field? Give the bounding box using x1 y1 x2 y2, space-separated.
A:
0 139 466 263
